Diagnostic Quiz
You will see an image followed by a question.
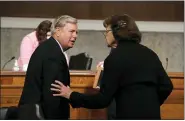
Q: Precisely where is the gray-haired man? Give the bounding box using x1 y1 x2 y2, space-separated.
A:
19 15 78 119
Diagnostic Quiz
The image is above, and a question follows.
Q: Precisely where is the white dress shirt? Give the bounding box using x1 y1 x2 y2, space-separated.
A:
54 39 69 66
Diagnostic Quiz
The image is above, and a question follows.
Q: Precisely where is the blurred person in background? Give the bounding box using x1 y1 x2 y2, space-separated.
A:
18 20 52 71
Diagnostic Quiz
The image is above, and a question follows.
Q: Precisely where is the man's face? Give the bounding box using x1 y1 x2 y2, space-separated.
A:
104 26 116 48
56 23 78 51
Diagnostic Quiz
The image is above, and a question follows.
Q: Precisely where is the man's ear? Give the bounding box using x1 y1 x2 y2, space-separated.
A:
55 27 61 36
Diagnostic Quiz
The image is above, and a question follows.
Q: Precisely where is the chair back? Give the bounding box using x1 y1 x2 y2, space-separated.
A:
0 106 18 120
69 53 93 70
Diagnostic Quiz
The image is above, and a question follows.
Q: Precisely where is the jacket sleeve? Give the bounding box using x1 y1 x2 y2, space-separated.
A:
69 55 121 109
156 57 173 105
18 54 43 106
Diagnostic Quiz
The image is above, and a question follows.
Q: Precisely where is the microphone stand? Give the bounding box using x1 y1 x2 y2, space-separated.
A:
2 56 15 70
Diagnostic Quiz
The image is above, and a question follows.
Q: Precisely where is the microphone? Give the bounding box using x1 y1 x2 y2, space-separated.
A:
2 56 15 70
165 58 168 71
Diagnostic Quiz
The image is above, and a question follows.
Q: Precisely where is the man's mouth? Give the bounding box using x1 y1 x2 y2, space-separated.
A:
70 41 75 45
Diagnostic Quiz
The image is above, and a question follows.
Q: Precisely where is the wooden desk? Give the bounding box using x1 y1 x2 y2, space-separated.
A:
0 71 184 119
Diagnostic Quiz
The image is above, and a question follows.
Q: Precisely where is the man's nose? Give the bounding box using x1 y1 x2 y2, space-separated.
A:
73 32 78 38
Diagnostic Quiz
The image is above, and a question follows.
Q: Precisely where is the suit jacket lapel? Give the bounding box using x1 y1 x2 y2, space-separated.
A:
49 37 68 67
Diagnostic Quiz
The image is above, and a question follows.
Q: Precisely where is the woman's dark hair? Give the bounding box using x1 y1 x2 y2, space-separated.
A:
36 20 52 44
103 14 142 43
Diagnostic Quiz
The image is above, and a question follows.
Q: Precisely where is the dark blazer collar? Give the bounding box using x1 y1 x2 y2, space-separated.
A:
48 37 63 51
117 37 139 44
48 36 68 66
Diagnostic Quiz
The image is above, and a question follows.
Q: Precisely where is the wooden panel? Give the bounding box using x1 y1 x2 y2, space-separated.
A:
101 1 184 21
90 108 107 120
0 1 183 21
0 71 184 119
12 77 25 85
0 70 95 76
70 107 79 119
0 77 13 84
164 90 184 104
70 76 94 87
0 86 182 104
0 96 20 107
73 108 91 119
168 72 184 78
171 78 184 89
161 104 184 119
0 86 23 96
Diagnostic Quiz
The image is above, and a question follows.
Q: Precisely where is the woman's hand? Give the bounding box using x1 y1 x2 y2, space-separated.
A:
50 80 73 99
96 61 104 70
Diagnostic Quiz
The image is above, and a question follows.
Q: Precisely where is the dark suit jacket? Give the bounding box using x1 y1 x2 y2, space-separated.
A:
18 37 70 119
69 40 173 119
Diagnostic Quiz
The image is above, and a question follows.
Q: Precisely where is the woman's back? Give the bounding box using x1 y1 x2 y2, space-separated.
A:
109 41 171 119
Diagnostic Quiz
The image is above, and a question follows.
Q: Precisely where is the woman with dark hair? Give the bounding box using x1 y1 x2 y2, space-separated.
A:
18 20 52 71
35 20 52 44
50 14 173 119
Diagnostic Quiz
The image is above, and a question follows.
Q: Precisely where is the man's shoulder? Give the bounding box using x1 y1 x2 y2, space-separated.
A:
36 39 64 59
30 40 52 59
35 39 55 52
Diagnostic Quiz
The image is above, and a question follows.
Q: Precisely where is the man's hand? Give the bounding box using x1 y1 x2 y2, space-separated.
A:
50 80 73 99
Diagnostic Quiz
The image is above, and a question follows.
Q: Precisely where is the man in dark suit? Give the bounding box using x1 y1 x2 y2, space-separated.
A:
51 14 173 119
18 15 78 119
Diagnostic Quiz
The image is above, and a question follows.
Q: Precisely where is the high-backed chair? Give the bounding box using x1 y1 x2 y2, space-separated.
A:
0 104 44 120
0 106 18 120
69 52 93 70
18 104 44 120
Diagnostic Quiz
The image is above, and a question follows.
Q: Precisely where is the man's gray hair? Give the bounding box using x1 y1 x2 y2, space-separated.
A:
51 15 77 35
